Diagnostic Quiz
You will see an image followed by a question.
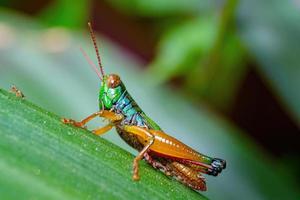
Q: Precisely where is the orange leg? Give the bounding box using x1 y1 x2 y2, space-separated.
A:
62 112 99 128
62 111 122 137
62 110 123 128
123 125 155 181
170 162 206 191
92 124 114 136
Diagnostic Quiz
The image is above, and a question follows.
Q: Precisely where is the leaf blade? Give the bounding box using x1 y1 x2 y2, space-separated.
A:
0 89 207 200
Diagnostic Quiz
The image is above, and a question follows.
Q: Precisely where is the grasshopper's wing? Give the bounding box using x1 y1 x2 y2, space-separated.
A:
147 130 212 165
146 129 226 175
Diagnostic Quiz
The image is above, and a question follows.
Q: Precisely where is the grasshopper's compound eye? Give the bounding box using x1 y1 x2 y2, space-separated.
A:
107 74 121 88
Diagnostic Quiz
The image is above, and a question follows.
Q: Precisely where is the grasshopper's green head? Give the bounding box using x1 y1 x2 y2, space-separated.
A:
83 22 124 110
99 74 124 110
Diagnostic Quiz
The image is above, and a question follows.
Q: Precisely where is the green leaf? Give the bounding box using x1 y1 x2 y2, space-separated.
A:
0 89 207 199
237 0 300 122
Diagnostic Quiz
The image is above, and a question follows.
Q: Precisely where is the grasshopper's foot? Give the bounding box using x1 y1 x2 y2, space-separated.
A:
208 158 226 176
132 174 139 181
62 118 86 129
132 160 140 181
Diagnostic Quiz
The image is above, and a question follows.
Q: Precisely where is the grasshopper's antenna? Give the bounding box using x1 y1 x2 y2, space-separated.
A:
80 47 102 80
88 22 105 78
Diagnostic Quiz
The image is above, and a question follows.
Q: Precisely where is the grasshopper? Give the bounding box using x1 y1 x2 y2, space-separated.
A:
62 23 226 191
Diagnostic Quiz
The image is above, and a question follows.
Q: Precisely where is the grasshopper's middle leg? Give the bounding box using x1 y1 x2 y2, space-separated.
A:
123 125 155 181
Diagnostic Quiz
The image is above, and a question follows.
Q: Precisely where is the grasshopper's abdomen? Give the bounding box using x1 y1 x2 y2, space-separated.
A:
116 126 144 151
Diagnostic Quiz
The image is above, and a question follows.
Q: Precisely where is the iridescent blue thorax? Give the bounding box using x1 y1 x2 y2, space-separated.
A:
113 90 146 127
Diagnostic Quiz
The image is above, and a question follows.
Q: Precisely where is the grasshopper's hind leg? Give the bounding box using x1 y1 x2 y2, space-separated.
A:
123 125 155 181
195 157 226 176
132 137 154 180
191 153 226 176
201 157 226 176
186 160 225 177
170 162 207 191
209 158 226 176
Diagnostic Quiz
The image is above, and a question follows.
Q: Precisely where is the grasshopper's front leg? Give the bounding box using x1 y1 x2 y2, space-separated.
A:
123 125 155 181
62 110 123 136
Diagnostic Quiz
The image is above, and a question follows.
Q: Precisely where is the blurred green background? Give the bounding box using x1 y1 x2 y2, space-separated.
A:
0 0 300 199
